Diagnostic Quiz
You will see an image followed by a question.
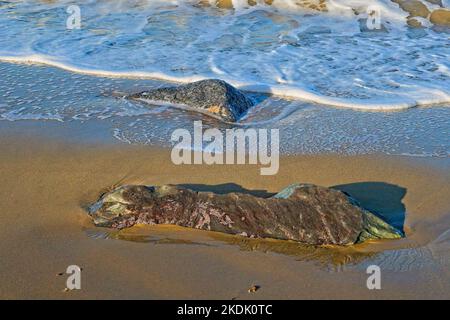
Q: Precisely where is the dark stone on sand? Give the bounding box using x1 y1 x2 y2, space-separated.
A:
88 183 402 246
128 79 254 122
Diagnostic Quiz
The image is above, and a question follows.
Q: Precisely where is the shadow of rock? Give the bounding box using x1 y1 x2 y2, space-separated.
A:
239 84 272 102
332 182 406 233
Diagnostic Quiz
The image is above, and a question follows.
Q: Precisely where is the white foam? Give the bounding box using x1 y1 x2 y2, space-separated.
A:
1 53 448 111
0 0 449 111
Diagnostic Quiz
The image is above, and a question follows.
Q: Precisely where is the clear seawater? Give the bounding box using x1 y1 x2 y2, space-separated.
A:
1 61 448 157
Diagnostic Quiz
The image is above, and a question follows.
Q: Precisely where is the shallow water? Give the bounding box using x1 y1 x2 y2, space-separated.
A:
0 62 449 157
84 223 450 274
0 0 449 109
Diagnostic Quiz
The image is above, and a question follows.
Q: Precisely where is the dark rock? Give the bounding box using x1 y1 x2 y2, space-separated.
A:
88 183 402 246
128 79 254 122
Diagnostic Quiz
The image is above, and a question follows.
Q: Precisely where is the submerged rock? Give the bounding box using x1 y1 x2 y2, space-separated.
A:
407 17 425 27
128 79 254 122
88 183 403 246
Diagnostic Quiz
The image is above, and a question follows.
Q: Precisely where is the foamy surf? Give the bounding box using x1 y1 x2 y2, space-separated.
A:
0 0 449 111
1 60 449 157
1 54 449 111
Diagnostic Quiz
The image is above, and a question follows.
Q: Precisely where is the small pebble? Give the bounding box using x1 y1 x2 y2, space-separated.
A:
248 285 260 293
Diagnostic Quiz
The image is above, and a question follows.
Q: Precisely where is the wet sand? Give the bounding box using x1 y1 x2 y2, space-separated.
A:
0 119 449 299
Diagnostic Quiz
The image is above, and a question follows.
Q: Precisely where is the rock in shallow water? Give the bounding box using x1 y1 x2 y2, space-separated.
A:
88 183 402 246
128 79 254 122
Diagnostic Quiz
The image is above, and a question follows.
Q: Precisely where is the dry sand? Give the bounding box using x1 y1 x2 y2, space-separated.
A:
0 120 449 299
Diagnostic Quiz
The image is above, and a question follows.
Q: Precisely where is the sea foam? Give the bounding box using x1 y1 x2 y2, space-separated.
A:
0 0 449 110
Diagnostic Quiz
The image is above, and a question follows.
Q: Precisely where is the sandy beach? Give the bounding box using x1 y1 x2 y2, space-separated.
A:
0 0 449 301
0 119 449 299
